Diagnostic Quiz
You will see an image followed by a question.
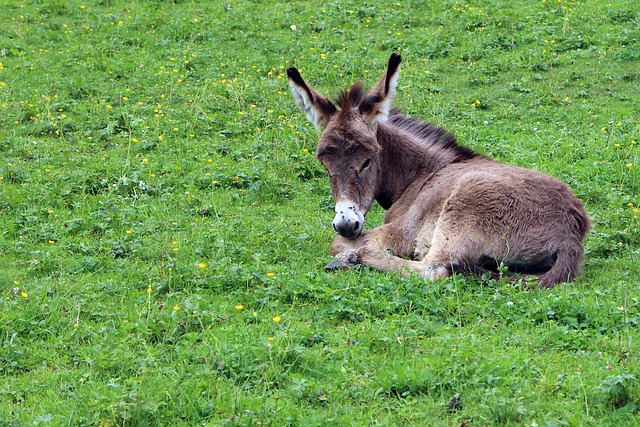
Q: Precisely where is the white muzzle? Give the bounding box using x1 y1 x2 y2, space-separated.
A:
332 200 365 239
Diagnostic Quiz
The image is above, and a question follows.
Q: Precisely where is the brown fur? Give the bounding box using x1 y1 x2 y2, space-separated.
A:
287 54 590 288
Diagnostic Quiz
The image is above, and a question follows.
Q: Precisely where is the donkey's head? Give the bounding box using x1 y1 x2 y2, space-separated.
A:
287 54 401 239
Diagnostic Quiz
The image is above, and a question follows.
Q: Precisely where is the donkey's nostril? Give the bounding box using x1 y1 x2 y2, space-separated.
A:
354 221 360 231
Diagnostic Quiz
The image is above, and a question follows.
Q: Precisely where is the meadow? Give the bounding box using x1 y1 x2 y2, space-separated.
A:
0 0 639 425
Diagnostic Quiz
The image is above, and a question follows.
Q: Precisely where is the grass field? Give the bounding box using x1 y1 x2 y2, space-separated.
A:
0 0 639 425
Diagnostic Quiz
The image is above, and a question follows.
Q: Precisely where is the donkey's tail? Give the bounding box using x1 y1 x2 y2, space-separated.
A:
535 200 590 288
535 245 584 288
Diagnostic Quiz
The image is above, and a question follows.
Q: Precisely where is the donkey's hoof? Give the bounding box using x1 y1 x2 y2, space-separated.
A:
422 263 450 281
325 253 360 271
325 257 350 271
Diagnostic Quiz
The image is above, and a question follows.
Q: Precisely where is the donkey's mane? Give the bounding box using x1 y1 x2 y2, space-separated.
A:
388 110 478 162
334 84 478 162
335 82 380 113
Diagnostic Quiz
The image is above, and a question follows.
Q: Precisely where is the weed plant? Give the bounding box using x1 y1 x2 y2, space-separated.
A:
0 0 638 426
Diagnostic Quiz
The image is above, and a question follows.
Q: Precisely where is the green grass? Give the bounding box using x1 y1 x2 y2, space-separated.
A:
0 0 639 425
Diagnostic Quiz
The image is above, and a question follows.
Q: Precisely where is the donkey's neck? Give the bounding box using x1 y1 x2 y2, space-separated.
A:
375 122 463 209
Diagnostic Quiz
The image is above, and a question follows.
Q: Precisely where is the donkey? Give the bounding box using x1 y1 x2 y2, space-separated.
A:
287 53 590 288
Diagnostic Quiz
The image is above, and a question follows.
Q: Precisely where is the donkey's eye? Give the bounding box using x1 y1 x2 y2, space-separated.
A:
360 159 371 172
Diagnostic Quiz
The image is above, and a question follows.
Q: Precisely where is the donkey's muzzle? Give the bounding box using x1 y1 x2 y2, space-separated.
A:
332 201 364 239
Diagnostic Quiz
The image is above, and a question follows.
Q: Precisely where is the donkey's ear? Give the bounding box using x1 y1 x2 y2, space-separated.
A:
287 68 338 130
361 53 402 125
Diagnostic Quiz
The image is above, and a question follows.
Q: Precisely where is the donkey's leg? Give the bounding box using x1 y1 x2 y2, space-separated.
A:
326 225 390 270
420 248 469 281
357 246 425 276
326 232 369 270
419 218 487 281
329 242 426 275
326 224 410 271
330 235 364 256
